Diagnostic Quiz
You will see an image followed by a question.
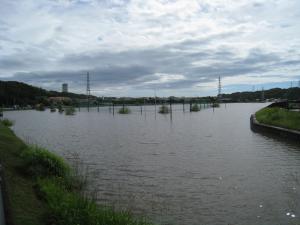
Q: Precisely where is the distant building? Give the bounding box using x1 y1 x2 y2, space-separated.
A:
48 96 72 103
62 83 68 93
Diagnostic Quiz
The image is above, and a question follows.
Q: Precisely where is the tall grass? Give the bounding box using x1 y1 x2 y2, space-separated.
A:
20 145 154 225
256 107 300 131
37 178 152 225
21 145 71 178
1 118 14 127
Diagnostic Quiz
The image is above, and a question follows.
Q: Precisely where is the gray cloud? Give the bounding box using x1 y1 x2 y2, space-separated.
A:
4 40 290 93
1 0 300 96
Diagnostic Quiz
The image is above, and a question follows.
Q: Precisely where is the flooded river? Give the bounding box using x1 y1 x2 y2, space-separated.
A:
5 103 300 225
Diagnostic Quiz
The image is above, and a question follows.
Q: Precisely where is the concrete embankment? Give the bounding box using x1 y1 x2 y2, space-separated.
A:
250 114 300 141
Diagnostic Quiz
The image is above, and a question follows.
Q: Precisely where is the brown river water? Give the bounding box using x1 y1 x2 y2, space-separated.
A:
5 103 300 225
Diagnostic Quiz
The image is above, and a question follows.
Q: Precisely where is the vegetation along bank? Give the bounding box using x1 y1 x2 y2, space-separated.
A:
255 107 300 131
0 119 153 225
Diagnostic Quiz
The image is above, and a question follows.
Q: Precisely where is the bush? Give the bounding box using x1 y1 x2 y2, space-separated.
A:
118 107 131 114
21 145 70 178
1 118 14 127
191 104 200 112
212 102 220 107
158 105 169 114
35 104 45 111
65 107 76 115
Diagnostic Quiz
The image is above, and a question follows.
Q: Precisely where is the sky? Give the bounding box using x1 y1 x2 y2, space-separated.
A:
0 0 300 97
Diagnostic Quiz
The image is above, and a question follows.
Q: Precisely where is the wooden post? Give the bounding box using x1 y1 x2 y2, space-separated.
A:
183 99 185 112
190 101 192 112
112 103 115 115
169 97 172 114
97 101 100 112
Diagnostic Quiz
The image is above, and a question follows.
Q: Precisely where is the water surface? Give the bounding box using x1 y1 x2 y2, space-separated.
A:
5 103 300 225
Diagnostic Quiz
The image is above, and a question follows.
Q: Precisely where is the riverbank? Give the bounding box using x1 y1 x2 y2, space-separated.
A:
251 107 300 141
0 121 153 225
255 107 300 131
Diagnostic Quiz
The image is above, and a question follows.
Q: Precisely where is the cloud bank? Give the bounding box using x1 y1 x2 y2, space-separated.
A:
0 0 300 96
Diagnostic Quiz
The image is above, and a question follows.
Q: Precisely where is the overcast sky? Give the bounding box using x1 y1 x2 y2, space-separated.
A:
0 0 300 96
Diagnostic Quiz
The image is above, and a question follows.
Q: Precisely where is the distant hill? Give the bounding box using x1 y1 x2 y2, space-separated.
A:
0 81 90 106
221 87 300 102
0 80 299 107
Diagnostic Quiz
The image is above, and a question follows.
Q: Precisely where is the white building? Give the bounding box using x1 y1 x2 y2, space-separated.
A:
62 83 68 93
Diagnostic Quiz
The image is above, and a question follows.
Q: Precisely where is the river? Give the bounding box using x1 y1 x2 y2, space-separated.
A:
4 103 300 225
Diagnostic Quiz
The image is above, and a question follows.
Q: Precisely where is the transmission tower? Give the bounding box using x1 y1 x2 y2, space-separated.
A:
261 87 265 102
86 71 91 111
218 76 222 100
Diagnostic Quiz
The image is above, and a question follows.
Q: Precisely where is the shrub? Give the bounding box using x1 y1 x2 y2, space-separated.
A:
21 145 70 178
35 104 45 111
212 102 220 107
1 118 14 127
191 104 200 112
65 107 76 115
158 105 169 114
118 107 131 114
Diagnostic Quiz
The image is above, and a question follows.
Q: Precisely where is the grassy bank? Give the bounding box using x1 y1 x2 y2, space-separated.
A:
255 107 300 131
0 121 153 225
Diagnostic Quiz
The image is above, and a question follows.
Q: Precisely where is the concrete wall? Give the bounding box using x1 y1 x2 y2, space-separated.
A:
250 114 300 142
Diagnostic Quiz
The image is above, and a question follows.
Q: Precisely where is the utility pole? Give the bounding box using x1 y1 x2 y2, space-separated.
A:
86 71 91 112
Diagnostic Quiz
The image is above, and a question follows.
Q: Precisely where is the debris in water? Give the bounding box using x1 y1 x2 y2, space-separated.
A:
259 205 263 208
291 214 296 218
286 212 291 216
219 176 223 180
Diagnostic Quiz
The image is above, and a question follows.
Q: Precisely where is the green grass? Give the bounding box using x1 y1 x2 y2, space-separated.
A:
118 107 131 114
37 178 152 225
256 107 300 131
0 123 47 225
0 123 154 225
1 118 14 127
21 145 71 178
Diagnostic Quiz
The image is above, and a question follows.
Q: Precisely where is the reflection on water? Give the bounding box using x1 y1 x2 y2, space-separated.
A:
5 103 300 225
